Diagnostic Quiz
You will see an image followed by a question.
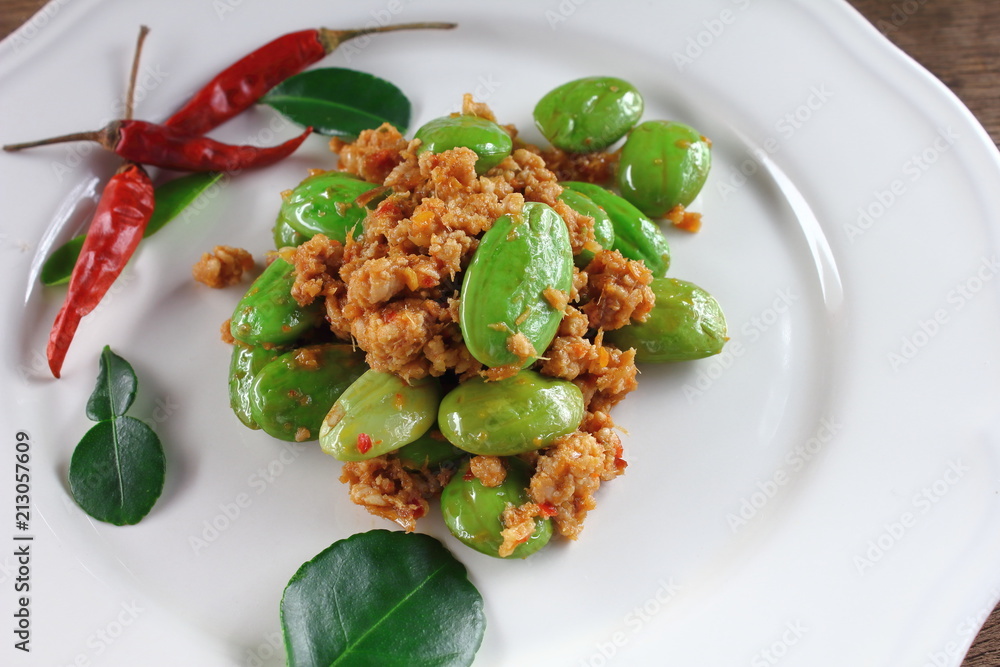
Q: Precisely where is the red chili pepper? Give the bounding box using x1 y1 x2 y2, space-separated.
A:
4 120 312 172
538 502 558 518
356 433 373 454
165 22 456 136
47 163 155 377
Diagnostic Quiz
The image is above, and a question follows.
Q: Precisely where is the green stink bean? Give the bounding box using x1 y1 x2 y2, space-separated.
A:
320 370 442 462
276 170 378 242
414 114 513 175
229 256 323 346
560 181 670 276
438 370 584 456
395 429 465 471
248 344 367 441
558 188 615 267
228 343 284 429
533 76 643 152
459 202 573 369
617 120 712 217
440 457 552 559
272 216 307 249
606 277 727 362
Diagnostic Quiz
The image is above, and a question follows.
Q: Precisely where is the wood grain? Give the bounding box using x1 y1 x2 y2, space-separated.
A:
1 0 997 664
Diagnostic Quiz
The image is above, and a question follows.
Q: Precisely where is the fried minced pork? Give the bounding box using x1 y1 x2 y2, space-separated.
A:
582 409 628 480
294 98 657 540
192 245 254 288
469 455 506 487
329 124 409 184
541 330 639 414
499 501 544 557
298 114 605 381
339 456 450 532
665 203 703 233
581 249 655 331
534 144 620 185
528 431 606 540
290 234 344 305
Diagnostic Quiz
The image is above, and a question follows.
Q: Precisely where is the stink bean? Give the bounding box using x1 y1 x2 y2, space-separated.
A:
272 216 307 249
229 255 323 346
395 429 464 472
533 76 643 152
414 114 513 175
606 277 727 362
248 344 367 441
438 370 584 456
319 370 442 461
558 188 615 267
228 343 284 429
560 181 670 276
440 457 552 559
617 120 712 217
276 170 379 242
459 202 573 369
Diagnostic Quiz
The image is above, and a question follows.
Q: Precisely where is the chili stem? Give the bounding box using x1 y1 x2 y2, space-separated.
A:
125 25 151 121
319 21 457 51
3 131 102 151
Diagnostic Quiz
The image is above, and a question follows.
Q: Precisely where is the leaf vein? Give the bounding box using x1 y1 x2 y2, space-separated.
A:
329 562 451 665
110 416 126 510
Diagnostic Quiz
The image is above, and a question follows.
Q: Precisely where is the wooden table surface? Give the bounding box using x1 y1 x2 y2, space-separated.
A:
1 0 998 664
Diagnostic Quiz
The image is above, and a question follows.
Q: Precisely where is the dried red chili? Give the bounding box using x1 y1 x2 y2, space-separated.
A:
4 120 312 172
164 22 456 136
356 432 373 455
47 163 155 377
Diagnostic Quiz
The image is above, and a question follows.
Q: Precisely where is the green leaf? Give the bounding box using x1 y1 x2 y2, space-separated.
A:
281 530 485 667
86 346 137 421
143 171 224 237
40 172 224 287
261 68 411 138
39 234 85 286
69 416 166 525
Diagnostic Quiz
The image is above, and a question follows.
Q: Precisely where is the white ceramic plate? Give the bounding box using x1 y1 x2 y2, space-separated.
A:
3 1 1000 665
